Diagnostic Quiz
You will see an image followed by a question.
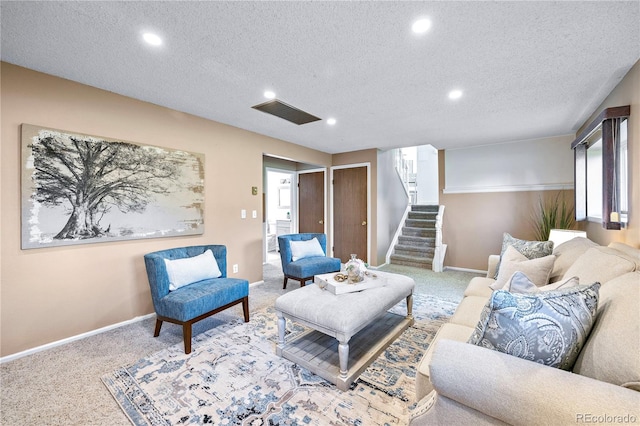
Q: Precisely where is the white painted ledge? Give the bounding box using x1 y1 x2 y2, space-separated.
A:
443 183 573 194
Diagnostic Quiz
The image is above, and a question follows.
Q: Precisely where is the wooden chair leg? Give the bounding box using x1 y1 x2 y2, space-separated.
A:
183 323 192 354
242 296 250 322
283 276 288 289
154 318 163 337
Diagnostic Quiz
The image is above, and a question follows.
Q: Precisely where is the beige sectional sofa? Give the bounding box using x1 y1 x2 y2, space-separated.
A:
411 237 640 425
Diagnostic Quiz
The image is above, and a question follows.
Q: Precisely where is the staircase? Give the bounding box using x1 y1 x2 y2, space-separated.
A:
390 205 444 270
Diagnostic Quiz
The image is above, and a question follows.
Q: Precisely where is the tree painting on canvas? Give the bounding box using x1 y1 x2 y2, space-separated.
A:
21 124 204 249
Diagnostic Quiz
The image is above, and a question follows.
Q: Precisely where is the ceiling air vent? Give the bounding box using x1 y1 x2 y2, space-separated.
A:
252 99 321 125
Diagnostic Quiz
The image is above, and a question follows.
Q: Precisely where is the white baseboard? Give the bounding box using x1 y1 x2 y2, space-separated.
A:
3 280 265 364
369 263 386 269
0 313 155 364
374 263 485 275
444 266 487 275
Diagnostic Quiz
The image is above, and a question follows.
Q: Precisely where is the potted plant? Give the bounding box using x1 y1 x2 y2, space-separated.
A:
532 192 575 241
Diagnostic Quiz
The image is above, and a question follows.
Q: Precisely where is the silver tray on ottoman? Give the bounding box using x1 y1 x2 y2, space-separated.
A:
314 272 383 295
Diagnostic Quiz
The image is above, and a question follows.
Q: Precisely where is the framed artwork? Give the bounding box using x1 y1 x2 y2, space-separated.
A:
21 124 205 249
278 185 291 208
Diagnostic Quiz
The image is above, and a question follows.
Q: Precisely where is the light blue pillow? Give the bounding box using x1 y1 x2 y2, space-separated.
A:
164 249 222 291
468 282 600 370
290 238 325 261
503 271 580 294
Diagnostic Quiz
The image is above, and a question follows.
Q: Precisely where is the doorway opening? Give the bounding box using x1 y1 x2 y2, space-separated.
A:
264 168 296 263
396 145 439 206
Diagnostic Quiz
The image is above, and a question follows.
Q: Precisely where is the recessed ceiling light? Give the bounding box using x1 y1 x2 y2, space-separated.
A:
327 118 337 125
412 18 432 34
264 90 276 99
448 90 463 100
142 32 162 46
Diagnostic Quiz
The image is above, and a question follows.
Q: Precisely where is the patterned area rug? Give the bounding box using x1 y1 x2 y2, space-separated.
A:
102 294 456 425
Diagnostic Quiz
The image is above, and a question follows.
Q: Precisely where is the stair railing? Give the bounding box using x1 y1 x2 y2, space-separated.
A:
385 204 411 265
393 149 413 199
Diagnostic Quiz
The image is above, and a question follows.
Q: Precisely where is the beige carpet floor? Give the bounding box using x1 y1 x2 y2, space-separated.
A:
0 260 481 426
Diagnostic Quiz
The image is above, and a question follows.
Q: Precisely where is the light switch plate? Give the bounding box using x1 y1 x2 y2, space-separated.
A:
241 209 246 219
252 210 257 218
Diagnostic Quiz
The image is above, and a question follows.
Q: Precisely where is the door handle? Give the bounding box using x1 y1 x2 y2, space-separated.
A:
362 221 367 226
319 220 324 224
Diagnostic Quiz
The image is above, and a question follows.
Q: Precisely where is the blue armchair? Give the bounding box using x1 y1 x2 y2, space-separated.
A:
278 233 341 289
144 245 249 354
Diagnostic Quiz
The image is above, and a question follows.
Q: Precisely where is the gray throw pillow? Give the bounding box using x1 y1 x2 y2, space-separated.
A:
468 282 600 370
494 233 554 279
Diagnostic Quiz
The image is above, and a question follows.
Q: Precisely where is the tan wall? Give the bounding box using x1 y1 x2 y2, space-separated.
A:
332 149 379 265
440 184 576 270
0 63 331 357
4 59 637 357
439 60 640 270
439 147 576 270
438 137 579 271
577 60 639 248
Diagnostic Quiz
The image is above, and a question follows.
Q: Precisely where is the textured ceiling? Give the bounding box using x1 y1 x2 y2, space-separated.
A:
1 1 639 154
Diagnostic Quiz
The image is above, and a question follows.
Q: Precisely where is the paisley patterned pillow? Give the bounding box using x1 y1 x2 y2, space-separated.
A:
494 233 554 278
468 282 600 370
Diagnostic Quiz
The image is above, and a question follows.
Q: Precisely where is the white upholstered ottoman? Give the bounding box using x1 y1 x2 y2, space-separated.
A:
275 271 415 390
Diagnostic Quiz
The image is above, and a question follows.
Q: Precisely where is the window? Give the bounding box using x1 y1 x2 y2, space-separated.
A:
618 119 629 223
572 106 630 230
585 130 603 219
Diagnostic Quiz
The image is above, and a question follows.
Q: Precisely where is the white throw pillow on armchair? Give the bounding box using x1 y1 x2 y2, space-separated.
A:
290 237 325 261
164 249 222 291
